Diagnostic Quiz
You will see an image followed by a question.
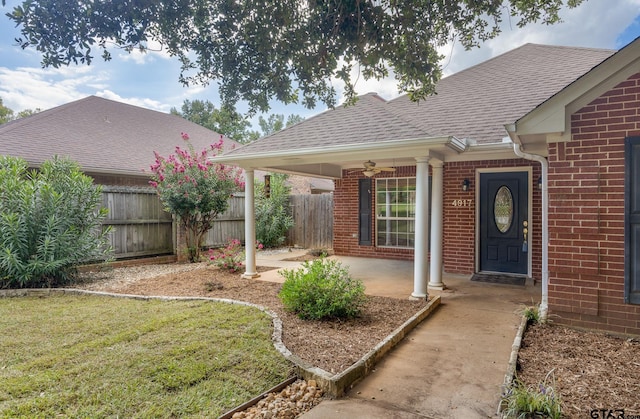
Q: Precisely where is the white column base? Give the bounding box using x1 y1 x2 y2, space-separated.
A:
428 282 445 291
241 272 260 279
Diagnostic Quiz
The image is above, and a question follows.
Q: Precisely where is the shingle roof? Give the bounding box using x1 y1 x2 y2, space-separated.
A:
0 96 236 177
224 92 429 157
388 43 615 144
224 43 615 159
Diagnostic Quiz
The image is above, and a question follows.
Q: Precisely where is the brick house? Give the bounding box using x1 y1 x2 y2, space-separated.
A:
214 38 640 336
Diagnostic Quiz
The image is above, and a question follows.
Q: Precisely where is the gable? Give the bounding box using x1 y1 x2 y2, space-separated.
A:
511 37 640 147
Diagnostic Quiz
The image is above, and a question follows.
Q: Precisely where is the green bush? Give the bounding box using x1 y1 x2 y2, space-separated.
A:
254 173 294 248
278 258 366 320
0 156 112 288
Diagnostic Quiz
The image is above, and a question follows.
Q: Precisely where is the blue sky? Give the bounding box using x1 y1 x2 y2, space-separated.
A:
1 0 639 129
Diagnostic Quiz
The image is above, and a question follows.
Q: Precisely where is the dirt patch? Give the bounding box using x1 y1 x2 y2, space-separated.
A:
516 322 640 418
77 263 428 375
280 254 320 262
281 249 332 262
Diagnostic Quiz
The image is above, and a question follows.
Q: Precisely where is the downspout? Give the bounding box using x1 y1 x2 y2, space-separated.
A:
511 142 549 320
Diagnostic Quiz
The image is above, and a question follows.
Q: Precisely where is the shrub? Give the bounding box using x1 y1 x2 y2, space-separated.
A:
149 133 243 262
278 258 366 320
0 155 112 288
501 371 562 419
209 239 244 273
521 304 541 324
254 173 294 248
208 239 264 273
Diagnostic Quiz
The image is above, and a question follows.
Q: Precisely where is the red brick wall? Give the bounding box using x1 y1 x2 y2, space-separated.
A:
548 73 640 336
334 159 542 280
443 160 542 278
89 173 150 187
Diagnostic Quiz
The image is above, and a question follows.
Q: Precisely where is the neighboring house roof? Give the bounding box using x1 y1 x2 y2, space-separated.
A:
0 95 237 178
286 175 334 194
214 43 616 177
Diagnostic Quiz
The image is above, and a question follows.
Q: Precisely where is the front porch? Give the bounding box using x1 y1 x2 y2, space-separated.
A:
254 248 540 301
252 248 541 416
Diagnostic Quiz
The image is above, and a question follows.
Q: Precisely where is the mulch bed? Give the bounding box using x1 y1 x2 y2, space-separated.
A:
516 322 640 418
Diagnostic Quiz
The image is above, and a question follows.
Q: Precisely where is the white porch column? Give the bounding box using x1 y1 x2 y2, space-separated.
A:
242 169 259 278
429 161 445 290
412 157 430 299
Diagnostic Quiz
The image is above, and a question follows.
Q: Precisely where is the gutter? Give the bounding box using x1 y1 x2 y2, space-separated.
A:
210 135 456 165
507 130 549 320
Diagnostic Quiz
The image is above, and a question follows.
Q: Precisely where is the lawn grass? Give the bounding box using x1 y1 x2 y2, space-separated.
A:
0 294 292 418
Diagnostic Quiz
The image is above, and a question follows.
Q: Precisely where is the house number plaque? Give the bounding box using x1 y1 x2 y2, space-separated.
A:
451 199 473 207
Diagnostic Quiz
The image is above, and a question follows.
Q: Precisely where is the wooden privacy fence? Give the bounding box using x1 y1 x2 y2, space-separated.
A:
203 195 245 248
101 186 173 259
285 194 334 249
100 188 333 259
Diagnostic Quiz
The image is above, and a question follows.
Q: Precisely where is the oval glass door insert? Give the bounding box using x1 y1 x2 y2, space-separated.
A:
494 186 513 233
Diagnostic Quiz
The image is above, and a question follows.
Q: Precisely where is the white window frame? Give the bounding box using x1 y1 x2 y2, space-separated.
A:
375 177 416 249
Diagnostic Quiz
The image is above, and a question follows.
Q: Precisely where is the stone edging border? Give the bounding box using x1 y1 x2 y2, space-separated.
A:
0 288 441 398
288 295 441 398
497 314 529 416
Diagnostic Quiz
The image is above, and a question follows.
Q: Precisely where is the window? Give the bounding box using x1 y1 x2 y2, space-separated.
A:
625 136 640 304
375 178 416 248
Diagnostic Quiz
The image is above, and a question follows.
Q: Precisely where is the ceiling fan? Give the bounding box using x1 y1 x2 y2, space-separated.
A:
350 160 396 177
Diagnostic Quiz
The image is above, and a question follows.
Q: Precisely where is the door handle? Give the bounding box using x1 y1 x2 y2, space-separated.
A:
522 221 528 253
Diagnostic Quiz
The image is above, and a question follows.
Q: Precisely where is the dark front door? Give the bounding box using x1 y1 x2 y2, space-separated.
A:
479 171 529 274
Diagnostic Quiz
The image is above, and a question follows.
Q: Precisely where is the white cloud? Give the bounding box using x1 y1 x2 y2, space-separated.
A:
0 65 108 111
117 40 173 65
329 60 403 105
95 90 172 113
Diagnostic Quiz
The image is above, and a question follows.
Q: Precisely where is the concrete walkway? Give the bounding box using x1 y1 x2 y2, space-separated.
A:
255 250 540 418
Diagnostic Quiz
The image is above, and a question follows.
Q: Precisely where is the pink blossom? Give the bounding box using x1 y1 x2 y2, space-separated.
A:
181 132 190 140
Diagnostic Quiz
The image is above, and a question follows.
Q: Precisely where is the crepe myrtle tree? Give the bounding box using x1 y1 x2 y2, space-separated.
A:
149 133 244 263
4 0 584 114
